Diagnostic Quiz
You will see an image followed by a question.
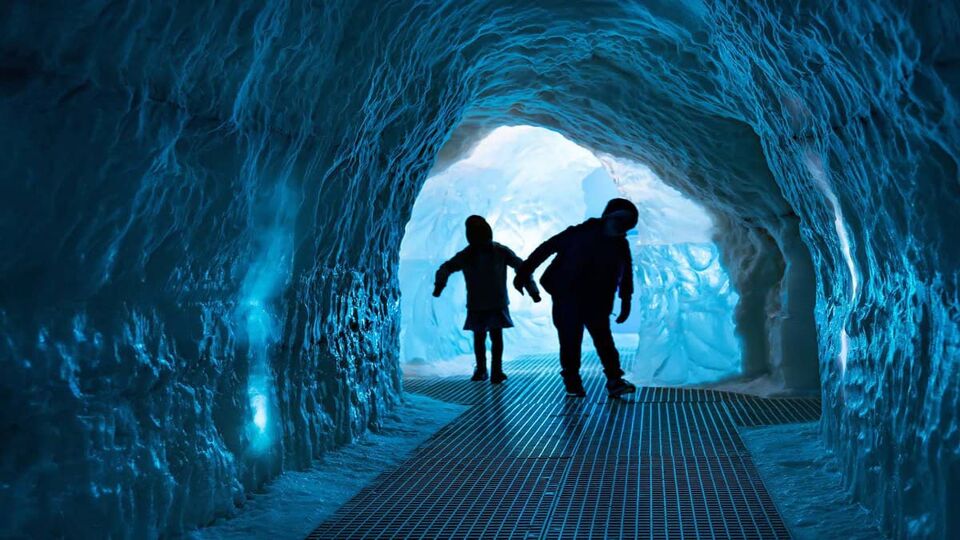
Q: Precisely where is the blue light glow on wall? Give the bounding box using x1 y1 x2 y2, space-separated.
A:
236 183 295 452
805 149 859 375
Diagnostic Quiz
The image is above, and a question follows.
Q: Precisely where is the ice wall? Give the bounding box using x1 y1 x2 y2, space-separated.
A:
400 126 741 385
1 1 957 538
0 3 421 535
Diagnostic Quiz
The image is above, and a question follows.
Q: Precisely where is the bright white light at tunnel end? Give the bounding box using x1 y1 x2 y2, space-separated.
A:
400 124 742 382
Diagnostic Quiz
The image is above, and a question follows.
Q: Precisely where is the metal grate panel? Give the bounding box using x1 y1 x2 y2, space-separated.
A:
546 455 789 540
310 353 819 539
725 397 822 427
307 457 567 540
571 402 748 458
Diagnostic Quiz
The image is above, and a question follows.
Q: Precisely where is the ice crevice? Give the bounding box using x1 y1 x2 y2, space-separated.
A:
0 1 957 538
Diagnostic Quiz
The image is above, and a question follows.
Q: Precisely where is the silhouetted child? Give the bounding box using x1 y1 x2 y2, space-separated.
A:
433 215 541 383
513 198 639 398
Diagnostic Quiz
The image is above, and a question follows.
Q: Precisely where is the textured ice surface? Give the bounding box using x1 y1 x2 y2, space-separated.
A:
1 1 957 538
741 423 887 540
399 126 741 385
187 393 465 540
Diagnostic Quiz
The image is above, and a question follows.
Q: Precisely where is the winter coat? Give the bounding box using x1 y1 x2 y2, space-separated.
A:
435 241 539 311
519 218 633 315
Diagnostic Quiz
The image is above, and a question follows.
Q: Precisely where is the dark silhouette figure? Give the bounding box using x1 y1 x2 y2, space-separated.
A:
434 216 541 383
513 198 639 398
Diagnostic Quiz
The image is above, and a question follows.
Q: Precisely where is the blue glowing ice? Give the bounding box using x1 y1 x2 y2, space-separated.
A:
2 2 957 538
400 126 741 384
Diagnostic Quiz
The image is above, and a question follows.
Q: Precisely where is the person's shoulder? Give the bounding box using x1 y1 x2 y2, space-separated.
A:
492 241 516 253
570 219 600 233
583 217 603 227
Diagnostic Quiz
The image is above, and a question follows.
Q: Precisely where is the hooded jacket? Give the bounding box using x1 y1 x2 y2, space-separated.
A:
435 216 539 311
435 241 539 311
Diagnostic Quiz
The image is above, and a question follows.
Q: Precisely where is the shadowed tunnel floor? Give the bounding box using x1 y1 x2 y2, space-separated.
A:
309 354 821 539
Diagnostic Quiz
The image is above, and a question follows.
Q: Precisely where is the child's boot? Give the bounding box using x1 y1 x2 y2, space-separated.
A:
564 375 586 398
471 342 488 381
606 377 637 398
471 363 489 381
490 357 507 384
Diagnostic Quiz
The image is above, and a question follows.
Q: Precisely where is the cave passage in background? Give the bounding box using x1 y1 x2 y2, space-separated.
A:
399 126 742 385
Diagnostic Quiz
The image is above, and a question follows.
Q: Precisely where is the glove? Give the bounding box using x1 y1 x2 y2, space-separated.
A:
615 298 631 324
531 291 542 303
512 274 528 294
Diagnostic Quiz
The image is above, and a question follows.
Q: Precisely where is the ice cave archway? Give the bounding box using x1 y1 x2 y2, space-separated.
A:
399 125 742 385
2 1 958 538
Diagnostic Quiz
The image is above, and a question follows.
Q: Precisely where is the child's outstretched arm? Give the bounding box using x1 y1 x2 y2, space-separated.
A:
501 245 541 302
433 250 467 297
513 227 573 293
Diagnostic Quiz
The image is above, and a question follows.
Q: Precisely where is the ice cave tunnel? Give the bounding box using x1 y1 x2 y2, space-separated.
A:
0 1 957 539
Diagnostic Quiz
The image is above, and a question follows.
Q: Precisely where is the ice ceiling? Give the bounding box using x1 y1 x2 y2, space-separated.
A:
400 125 741 385
0 1 957 538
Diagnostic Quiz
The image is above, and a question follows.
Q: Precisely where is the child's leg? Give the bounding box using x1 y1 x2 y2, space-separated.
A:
489 328 504 379
552 298 585 387
585 315 624 381
585 315 634 396
472 329 488 379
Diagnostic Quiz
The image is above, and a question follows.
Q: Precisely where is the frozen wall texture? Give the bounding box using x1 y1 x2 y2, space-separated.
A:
0 1 957 538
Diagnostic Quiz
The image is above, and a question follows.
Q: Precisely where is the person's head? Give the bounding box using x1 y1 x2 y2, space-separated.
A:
601 198 639 237
465 215 493 245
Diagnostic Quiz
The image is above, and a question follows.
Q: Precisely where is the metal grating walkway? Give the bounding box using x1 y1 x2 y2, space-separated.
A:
309 353 821 539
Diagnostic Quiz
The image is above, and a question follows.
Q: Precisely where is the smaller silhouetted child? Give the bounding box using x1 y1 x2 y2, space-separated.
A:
433 215 541 383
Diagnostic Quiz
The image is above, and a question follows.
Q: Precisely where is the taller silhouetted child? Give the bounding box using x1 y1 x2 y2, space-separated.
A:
513 198 639 398
433 215 541 383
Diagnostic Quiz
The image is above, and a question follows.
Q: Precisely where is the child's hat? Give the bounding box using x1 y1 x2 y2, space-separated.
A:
465 215 493 245
602 198 639 229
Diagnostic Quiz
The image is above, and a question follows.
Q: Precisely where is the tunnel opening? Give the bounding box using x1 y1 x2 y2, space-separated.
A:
399 125 742 386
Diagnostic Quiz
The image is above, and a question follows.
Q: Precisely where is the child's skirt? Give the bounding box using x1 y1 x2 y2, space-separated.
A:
463 307 514 331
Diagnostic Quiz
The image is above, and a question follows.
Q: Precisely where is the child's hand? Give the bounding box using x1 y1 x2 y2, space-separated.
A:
512 274 527 294
531 292 542 303
432 286 442 298
615 298 631 323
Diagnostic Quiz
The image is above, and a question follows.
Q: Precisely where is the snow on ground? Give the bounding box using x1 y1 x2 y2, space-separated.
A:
187 394 466 540
699 374 820 398
740 422 886 540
